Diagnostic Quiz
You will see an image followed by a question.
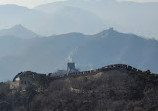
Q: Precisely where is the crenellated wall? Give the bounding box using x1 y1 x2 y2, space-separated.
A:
53 64 142 79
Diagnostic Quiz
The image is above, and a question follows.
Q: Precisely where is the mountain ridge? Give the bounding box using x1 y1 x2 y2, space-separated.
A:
34 0 158 38
0 28 158 81
0 24 39 39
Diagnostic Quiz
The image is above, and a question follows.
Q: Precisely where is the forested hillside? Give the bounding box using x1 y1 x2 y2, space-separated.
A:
0 68 158 111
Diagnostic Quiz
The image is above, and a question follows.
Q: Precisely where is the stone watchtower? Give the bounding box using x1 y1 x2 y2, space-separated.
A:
67 62 75 73
67 62 78 73
10 71 46 91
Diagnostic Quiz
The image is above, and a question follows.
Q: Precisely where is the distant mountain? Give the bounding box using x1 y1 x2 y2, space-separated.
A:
0 1 158 38
34 0 113 14
0 29 158 81
0 4 51 35
74 28 158 72
0 32 89 81
0 24 38 39
34 5 105 35
35 0 158 38
0 4 105 36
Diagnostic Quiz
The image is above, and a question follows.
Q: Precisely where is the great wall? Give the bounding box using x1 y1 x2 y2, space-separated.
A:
53 64 143 79
10 64 143 90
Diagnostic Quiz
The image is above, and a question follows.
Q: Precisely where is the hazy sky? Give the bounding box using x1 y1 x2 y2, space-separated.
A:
0 0 66 8
0 0 157 8
118 0 158 2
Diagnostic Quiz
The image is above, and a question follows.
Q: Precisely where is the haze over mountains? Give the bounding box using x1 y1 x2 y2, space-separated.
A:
0 25 158 81
0 1 158 111
0 0 157 38
0 0 158 81
0 24 38 39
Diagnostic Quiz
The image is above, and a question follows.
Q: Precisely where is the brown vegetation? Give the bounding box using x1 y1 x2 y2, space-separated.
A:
0 68 158 111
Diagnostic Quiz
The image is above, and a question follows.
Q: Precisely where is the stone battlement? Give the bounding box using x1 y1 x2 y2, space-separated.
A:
52 64 142 79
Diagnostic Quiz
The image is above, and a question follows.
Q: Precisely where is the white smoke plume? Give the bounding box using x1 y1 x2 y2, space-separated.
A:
66 48 78 63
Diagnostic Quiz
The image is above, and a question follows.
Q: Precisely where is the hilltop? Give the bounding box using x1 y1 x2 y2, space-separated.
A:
18 67 158 111
0 24 38 39
0 65 158 111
